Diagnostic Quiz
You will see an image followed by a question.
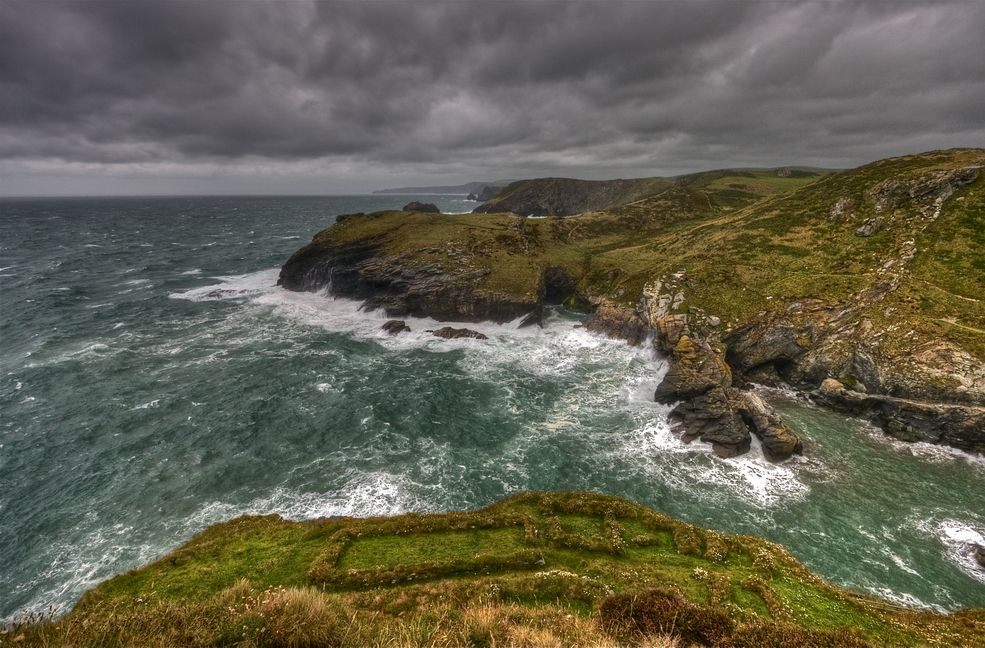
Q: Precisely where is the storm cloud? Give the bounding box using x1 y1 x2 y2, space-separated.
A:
2 0 983 195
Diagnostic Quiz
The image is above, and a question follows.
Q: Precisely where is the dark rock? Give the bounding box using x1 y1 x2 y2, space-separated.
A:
974 544 985 569
869 165 981 215
738 391 804 461
278 238 541 324
402 202 440 213
428 326 488 340
467 192 478 201
654 336 732 404
476 185 501 202
585 301 651 346
671 387 752 458
382 320 411 335
812 379 985 454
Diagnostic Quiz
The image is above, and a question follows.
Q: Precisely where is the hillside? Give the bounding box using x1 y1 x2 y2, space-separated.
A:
470 169 828 217
8 492 984 647
279 149 985 455
373 180 513 195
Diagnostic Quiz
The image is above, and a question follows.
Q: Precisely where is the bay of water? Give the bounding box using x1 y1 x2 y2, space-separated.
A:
1 195 983 620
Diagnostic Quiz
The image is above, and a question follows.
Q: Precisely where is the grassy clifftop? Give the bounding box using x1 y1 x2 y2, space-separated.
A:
288 149 983 359
8 492 984 647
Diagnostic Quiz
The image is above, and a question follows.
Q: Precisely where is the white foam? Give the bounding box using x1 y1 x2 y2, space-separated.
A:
615 414 812 509
168 269 280 302
4 523 161 622
905 515 985 587
164 270 820 513
937 519 985 585
187 470 431 525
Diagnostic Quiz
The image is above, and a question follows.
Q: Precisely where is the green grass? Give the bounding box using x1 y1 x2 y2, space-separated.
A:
9 492 983 647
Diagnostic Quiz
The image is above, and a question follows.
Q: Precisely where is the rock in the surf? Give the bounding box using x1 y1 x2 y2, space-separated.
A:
428 326 488 340
382 320 411 335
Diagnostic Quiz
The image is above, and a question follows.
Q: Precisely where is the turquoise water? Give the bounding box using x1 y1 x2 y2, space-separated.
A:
1 195 983 620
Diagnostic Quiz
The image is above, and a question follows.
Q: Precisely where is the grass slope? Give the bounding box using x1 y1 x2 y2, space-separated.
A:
6 492 984 647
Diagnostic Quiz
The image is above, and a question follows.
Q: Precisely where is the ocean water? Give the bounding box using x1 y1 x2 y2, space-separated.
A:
1 195 983 620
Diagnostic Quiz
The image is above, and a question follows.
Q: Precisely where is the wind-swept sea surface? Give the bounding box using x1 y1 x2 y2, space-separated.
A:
1 195 983 620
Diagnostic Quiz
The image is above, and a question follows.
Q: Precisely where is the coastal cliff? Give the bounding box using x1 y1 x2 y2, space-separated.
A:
279 149 985 457
11 492 985 647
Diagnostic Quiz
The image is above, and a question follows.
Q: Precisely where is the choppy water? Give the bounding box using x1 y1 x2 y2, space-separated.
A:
1 195 983 620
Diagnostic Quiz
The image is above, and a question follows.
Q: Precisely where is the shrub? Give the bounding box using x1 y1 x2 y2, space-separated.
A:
597 588 733 647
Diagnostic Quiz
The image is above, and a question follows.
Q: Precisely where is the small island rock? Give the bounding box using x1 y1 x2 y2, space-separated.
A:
382 320 411 335
403 202 441 213
428 326 488 340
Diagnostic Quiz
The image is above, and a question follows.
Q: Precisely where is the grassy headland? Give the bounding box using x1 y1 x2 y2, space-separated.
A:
7 492 984 647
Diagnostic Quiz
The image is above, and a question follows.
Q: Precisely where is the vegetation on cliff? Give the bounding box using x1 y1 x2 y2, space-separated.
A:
7 492 984 647
278 148 985 454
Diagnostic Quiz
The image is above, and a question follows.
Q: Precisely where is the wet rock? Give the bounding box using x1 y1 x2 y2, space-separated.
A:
403 202 441 213
585 301 651 346
671 387 752 458
812 379 985 454
278 238 540 324
382 320 411 335
654 336 732 404
974 544 985 569
738 391 804 462
428 326 488 340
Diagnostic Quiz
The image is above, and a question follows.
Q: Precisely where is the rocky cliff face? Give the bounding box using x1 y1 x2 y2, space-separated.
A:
589 275 804 461
279 234 540 324
279 149 985 457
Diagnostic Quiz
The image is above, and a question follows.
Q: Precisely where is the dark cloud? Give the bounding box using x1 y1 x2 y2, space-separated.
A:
1 0 983 195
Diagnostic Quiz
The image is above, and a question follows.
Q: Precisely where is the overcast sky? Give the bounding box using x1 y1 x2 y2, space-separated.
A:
1 0 983 196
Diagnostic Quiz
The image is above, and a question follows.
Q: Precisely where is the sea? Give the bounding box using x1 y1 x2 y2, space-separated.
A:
1 194 983 620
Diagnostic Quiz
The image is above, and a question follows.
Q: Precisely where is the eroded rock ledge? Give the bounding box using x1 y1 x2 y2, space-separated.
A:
589 276 803 462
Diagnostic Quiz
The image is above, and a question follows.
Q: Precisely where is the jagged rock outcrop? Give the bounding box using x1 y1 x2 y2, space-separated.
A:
738 391 805 462
671 388 752 458
584 301 651 346
476 185 501 202
654 336 731 404
403 202 440 213
724 282 985 455
278 238 540 324
428 326 489 340
574 274 804 462
813 379 985 452
382 320 411 335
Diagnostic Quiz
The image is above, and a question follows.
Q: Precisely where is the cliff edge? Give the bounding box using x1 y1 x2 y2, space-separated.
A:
279 149 985 457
